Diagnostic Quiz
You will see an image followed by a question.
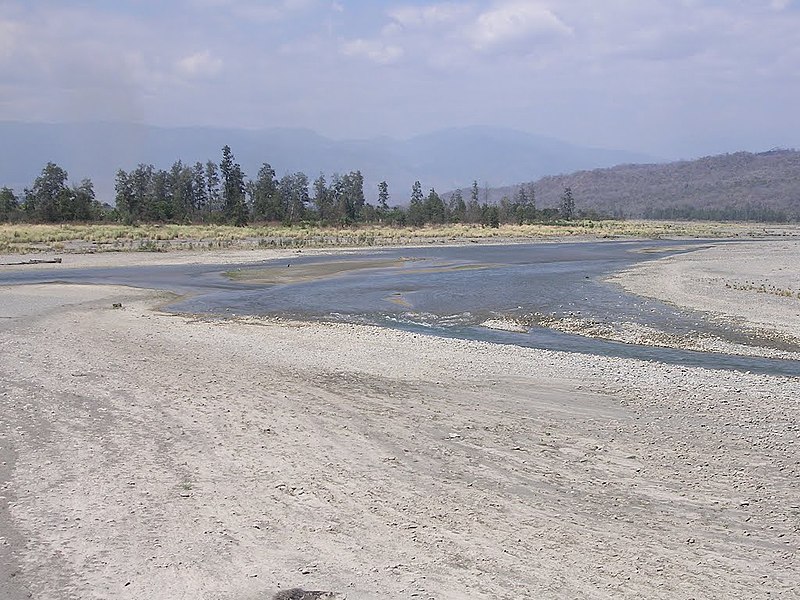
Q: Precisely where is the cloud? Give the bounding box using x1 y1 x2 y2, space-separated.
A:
185 0 317 21
340 1 575 68
233 0 315 21
245 0 316 21
0 5 190 123
1 0 799 158
387 3 472 29
469 1 572 52
340 39 404 65
175 50 224 79
608 26 707 62
0 19 21 60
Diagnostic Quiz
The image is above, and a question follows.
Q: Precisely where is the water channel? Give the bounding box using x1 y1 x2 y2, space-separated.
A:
3 239 799 376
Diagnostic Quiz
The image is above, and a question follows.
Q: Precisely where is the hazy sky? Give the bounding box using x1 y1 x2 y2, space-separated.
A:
1 0 798 158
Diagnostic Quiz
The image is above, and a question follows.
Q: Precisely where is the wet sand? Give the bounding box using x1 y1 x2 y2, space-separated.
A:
1 242 798 599
227 259 411 286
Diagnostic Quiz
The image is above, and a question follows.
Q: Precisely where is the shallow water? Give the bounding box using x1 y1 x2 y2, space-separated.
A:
3 240 799 376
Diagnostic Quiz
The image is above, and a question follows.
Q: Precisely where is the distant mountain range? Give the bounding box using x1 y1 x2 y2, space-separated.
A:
0 121 654 203
472 150 800 221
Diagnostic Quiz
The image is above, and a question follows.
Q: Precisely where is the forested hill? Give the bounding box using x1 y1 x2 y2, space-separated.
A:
479 149 800 222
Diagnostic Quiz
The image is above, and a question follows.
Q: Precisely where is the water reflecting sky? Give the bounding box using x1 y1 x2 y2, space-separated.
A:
3 240 799 376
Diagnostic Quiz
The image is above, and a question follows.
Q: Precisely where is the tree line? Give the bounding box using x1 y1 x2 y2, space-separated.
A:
1 163 102 223
1 145 580 226
642 203 793 223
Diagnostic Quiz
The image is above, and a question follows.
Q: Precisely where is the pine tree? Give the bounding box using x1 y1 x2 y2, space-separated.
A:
132 164 154 221
251 163 280 221
312 173 330 223
425 188 445 224
378 181 389 212
71 178 96 221
24 162 70 221
205 161 221 214
278 172 309 224
408 181 425 226
466 180 481 223
332 171 365 224
0 187 19 221
448 188 466 223
219 145 247 225
192 162 208 214
168 160 194 221
515 184 536 224
527 184 537 222
114 170 134 222
560 186 575 220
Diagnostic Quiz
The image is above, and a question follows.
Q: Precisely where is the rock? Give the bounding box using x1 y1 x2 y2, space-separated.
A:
272 588 342 599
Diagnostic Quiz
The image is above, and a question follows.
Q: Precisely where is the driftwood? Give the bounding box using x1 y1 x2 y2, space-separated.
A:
0 257 62 266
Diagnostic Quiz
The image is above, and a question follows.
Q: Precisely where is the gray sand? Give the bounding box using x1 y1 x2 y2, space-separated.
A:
1 242 798 599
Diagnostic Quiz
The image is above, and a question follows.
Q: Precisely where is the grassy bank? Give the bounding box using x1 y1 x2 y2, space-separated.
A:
1 220 796 254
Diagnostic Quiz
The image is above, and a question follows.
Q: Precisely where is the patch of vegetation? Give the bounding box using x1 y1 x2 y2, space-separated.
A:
0 220 794 254
725 280 800 299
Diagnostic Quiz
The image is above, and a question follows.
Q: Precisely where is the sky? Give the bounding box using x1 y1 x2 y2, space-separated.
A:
1 0 798 158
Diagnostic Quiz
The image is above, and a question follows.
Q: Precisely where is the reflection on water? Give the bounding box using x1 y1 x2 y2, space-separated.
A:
3 240 799 376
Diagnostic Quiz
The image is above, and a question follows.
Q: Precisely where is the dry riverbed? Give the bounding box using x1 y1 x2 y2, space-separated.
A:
1 242 798 599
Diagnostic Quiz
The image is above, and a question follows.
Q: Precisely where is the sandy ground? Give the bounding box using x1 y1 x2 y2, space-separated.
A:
613 240 800 343
0 248 323 270
1 243 799 599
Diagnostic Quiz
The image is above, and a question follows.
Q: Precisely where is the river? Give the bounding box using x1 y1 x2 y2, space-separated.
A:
3 239 799 376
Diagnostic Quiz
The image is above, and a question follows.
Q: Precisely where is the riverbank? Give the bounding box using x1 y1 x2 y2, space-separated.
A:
3 220 799 255
613 239 800 343
1 241 799 599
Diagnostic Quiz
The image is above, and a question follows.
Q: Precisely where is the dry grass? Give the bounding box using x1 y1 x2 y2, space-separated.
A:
0 220 797 254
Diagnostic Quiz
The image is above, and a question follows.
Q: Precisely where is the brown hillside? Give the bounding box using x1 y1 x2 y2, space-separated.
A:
480 149 800 221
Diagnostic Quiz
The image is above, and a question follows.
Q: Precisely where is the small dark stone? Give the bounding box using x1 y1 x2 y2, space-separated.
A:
271 589 339 600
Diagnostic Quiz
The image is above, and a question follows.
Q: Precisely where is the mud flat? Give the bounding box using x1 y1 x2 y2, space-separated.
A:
1 246 798 599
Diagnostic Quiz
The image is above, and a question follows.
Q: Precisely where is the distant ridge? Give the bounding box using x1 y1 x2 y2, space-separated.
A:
471 149 800 222
0 121 653 202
